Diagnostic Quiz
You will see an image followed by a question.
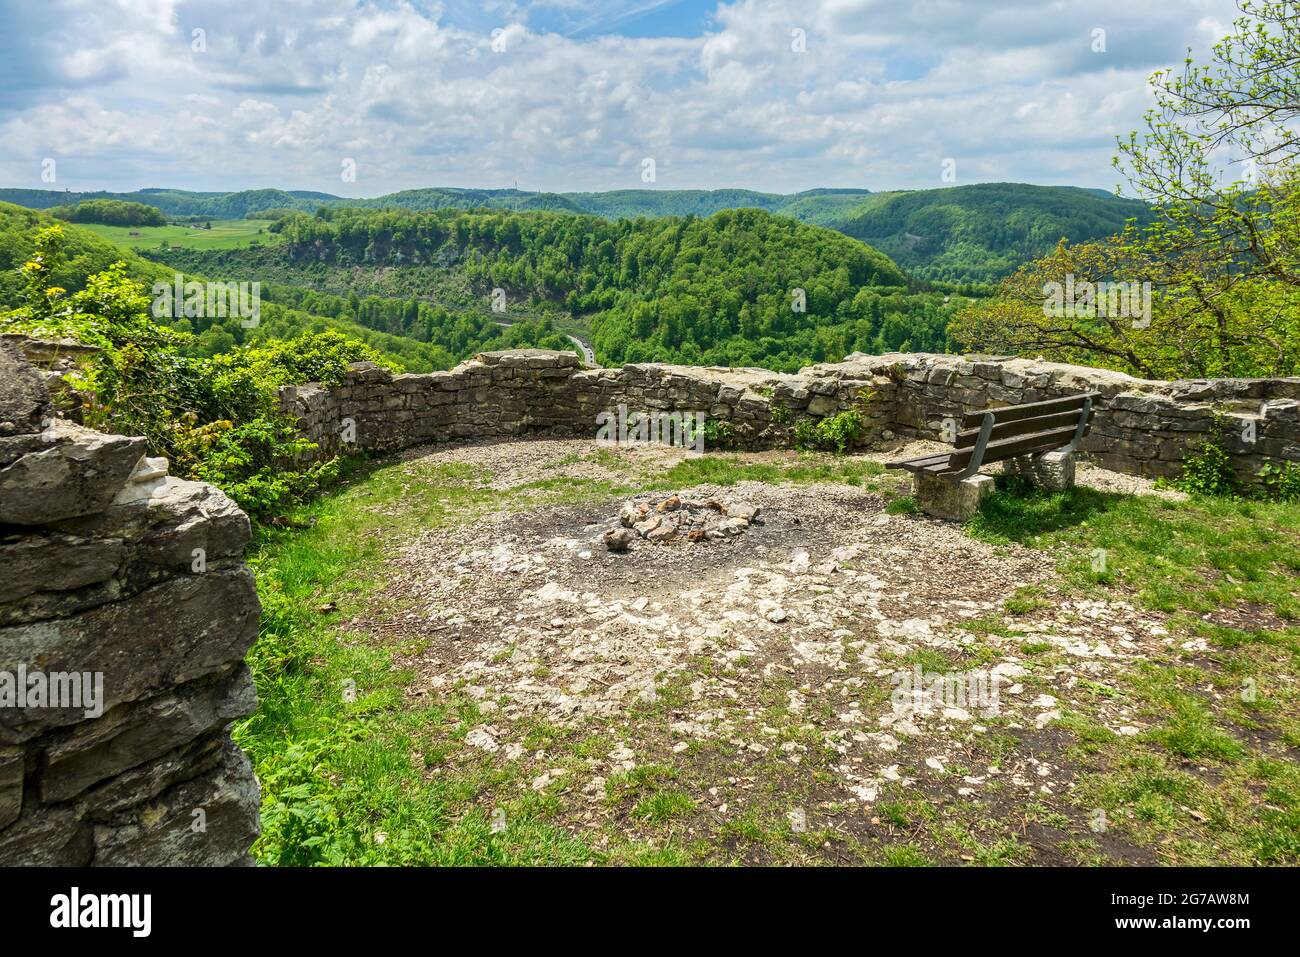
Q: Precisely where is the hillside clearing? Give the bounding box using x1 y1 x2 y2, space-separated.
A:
80 218 281 252
237 439 1300 866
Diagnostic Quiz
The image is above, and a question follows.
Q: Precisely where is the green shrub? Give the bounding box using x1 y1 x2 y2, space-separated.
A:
1258 461 1300 502
795 408 866 453
1174 414 1240 498
702 418 736 450
0 225 384 517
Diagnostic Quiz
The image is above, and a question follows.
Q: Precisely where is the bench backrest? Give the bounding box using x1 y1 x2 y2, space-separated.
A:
941 393 1096 477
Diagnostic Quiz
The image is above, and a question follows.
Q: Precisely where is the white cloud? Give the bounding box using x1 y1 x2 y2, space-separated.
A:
0 0 1244 194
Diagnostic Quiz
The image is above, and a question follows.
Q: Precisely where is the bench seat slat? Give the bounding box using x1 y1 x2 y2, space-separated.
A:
959 392 1098 429
885 452 955 473
921 425 1085 474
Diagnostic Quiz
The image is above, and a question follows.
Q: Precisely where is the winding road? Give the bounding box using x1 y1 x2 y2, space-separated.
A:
494 319 597 367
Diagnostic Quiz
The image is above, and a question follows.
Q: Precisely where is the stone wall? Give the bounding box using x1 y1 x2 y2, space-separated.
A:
280 349 896 458
0 343 261 866
280 348 1300 485
3 338 1296 865
817 352 1300 481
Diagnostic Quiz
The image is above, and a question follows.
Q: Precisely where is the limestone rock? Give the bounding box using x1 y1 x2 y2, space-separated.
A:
0 342 50 437
0 804 94 866
725 502 760 522
41 665 257 802
79 733 227 819
603 527 634 552
0 420 146 525
55 476 251 591
0 532 124 605
91 741 260 867
1005 450 1076 492
0 568 261 742
914 472 995 522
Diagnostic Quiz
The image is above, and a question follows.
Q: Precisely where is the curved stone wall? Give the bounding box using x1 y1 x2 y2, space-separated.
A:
3 340 1296 867
281 348 1300 485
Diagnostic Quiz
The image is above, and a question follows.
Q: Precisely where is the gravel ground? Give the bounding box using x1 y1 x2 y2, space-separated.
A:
340 437 1185 858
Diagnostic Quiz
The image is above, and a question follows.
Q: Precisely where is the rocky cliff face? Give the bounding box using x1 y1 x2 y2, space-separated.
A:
0 342 261 866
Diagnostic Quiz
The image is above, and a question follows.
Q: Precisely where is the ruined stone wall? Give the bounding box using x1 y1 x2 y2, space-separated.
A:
280 347 1299 485
815 352 1300 481
280 349 896 457
3 338 1295 866
0 344 261 865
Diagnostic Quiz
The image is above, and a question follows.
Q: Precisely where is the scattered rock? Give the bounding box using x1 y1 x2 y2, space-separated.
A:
465 727 499 752
603 527 634 552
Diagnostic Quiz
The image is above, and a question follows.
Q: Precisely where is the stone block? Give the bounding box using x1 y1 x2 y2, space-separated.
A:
0 568 260 742
0 533 124 605
0 803 91 866
914 472 994 522
76 735 222 821
807 394 839 416
0 342 51 437
91 740 260 867
1005 450 1076 491
41 665 256 802
0 421 146 525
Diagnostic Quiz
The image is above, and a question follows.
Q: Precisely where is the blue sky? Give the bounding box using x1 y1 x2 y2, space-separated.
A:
400 0 717 38
0 0 1245 196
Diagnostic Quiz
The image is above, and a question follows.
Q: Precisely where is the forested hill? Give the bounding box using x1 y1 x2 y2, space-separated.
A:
0 185 854 219
149 206 967 371
833 183 1153 283
0 202 573 370
0 182 1149 283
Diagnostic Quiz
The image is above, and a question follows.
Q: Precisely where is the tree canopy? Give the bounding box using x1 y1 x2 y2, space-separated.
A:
954 1 1300 379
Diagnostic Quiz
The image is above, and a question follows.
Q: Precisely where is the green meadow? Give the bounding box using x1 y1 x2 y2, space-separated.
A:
80 218 282 251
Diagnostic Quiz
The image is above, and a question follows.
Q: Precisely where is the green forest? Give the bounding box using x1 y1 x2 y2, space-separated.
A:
143 205 962 371
0 181 1150 285
834 184 1153 283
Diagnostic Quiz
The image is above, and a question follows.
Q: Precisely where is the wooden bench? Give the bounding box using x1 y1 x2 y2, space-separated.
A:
888 393 1096 480
887 393 1097 519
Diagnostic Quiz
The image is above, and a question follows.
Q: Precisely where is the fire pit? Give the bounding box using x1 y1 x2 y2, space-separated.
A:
603 495 762 551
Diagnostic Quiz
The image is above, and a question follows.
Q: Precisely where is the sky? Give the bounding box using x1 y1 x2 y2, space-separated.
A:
0 0 1245 196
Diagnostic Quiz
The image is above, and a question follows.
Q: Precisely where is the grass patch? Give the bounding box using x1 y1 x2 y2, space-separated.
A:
83 218 282 251
234 456 649 865
966 478 1300 864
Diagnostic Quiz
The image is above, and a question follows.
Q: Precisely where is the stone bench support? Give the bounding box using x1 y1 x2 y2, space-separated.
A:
1005 449 1077 491
914 472 994 522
